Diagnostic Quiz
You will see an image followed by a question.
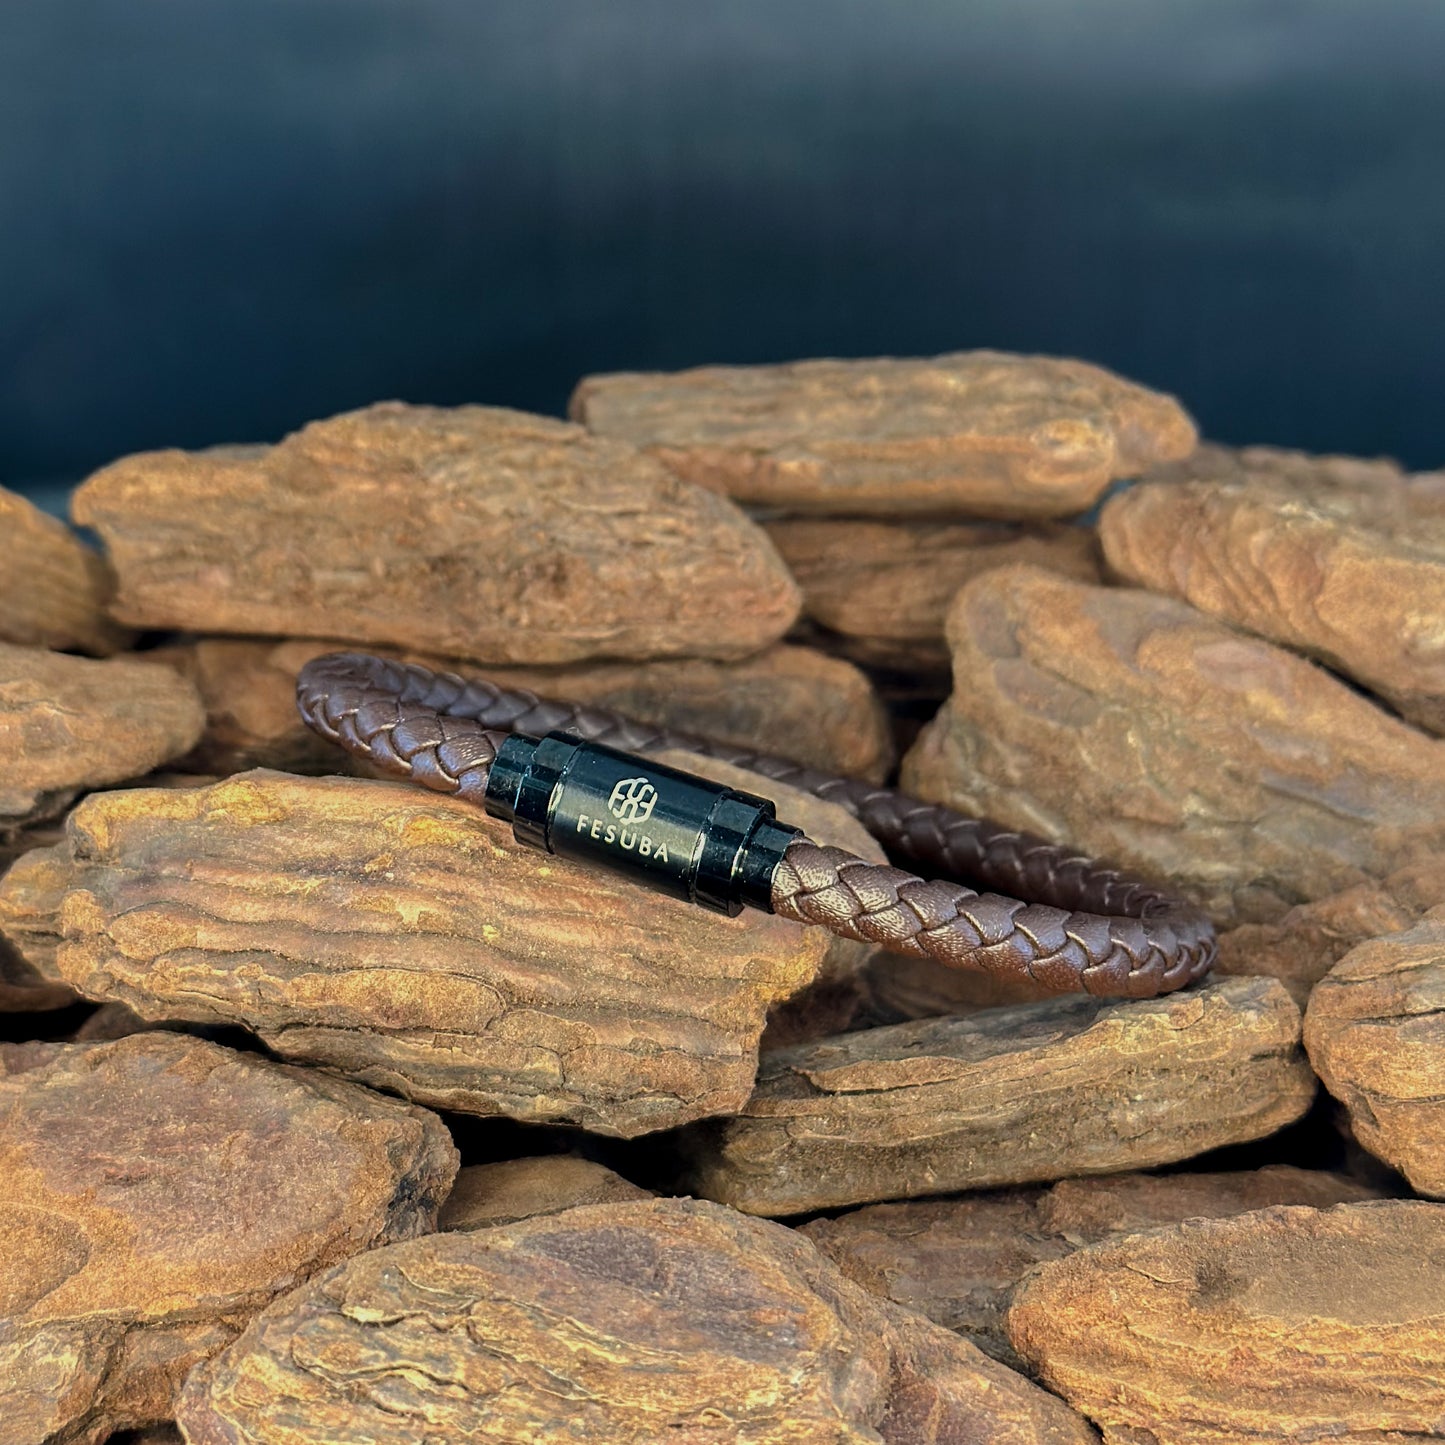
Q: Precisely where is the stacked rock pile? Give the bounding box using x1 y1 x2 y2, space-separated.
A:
2 350 1443 1443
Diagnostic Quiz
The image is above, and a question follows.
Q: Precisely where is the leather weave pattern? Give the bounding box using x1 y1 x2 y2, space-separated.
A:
297 651 1215 997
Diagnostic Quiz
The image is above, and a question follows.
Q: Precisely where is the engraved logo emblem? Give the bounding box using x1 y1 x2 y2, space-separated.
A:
607 776 658 825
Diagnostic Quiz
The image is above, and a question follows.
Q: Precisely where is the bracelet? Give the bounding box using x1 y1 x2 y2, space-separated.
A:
296 652 1215 998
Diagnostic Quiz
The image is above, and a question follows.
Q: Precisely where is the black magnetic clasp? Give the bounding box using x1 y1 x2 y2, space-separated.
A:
483 730 802 916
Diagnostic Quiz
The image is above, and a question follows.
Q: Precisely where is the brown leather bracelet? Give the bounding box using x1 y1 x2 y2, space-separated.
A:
296 651 1215 999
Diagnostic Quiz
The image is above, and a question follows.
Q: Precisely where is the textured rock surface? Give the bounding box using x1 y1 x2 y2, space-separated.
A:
0 770 828 1136
439 1156 652 1231
902 564 1445 924
156 636 892 783
685 977 1313 1215
178 1198 1098 1445
1101 456 1445 732
0 643 205 828
571 351 1196 518
1008 1200 1445 1445
72 402 800 664
1304 906 1445 1196
0 486 130 656
0 1031 456 1445
0 934 74 1013
801 1166 1378 1368
767 518 1101 670
1217 856 1445 1005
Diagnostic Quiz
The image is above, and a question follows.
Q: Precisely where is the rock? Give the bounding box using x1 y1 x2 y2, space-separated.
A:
766 518 1101 671
861 947 1060 1020
0 643 205 829
0 769 828 1136
800 1166 1377 1368
71 402 800 664
155 636 893 783
0 934 74 1014
1304 906 1445 1196
1007 1200 1445 1445
1217 856 1445 1005
0 1030 456 1445
1100 451 1445 733
439 1156 652 1230
0 485 131 656
570 351 1197 518
902 564 1445 924
1033 1165 1385 1241
178 1197 1098 1445
683 976 1314 1216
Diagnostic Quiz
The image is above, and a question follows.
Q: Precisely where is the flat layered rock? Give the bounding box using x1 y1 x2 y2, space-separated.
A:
571 351 1196 518
156 636 892 783
684 976 1313 1215
439 1156 652 1231
1217 856 1445 1005
801 1166 1376 1368
178 1198 1097 1445
902 564 1445 924
1304 906 1445 1196
1008 1200 1445 1444
0 770 828 1136
72 402 800 664
0 934 74 1013
0 643 204 829
1101 452 1445 732
0 487 130 656
767 518 1101 671
0 1031 456 1445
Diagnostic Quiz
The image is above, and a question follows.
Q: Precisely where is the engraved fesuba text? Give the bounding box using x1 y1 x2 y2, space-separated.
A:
575 812 670 862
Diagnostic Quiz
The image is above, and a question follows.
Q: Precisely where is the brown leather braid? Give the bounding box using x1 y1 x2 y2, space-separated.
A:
296 651 1215 998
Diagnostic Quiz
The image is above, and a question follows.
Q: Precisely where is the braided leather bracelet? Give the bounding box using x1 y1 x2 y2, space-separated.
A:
296 652 1215 999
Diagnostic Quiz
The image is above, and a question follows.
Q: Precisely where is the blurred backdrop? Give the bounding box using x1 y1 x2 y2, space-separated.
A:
5 0 1445 507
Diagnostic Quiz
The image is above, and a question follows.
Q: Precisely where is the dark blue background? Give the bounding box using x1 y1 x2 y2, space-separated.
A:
5 0 1444 505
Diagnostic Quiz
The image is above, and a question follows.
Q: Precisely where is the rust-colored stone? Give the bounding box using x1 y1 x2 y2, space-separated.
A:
155 636 892 783
767 517 1101 671
902 564 1445 924
1216 856 1445 1005
0 1030 456 1445
0 643 204 829
0 769 829 1136
801 1166 1377 1368
179 1198 1098 1445
1101 450 1445 732
1008 1201 1445 1444
0 486 131 656
439 1156 652 1231
1304 906 1445 1196
72 402 800 664
571 351 1196 518
684 977 1314 1215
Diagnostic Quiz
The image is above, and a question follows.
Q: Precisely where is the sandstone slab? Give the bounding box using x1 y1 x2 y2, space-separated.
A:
439 1156 652 1231
1304 906 1445 1196
0 643 205 829
72 402 800 664
767 517 1101 670
1101 453 1445 732
801 1166 1376 1369
178 1197 1097 1445
0 1030 456 1445
902 563 1445 924
0 486 130 655
684 976 1314 1215
0 769 828 1136
1008 1200 1445 1444
571 351 1196 518
1217 855 1445 1005
155 636 892 783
